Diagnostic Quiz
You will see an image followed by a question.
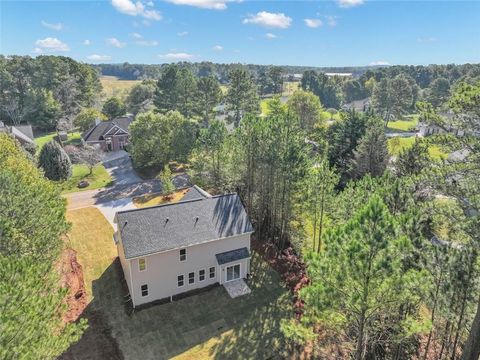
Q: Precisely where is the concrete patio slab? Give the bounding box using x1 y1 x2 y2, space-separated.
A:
223 279 251 299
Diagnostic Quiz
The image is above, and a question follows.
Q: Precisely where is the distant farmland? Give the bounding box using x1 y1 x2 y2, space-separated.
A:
100 76 141 99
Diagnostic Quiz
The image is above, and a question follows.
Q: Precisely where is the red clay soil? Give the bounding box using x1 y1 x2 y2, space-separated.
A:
57 248 88 323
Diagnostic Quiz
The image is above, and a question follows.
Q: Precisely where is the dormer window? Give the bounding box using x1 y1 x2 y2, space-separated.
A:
180 248 186 261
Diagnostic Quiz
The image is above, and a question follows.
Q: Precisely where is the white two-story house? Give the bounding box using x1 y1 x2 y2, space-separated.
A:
113 186 254 308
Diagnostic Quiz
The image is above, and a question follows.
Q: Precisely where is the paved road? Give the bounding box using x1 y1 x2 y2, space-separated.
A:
65 151 190 210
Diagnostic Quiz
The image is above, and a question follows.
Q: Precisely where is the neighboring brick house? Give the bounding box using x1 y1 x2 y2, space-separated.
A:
82 116 133 151
113 186 254 308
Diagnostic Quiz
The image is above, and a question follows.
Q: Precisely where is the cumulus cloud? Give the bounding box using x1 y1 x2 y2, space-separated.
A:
177 31 189 37
111 0 162 20
83 40 91 45
165 0 237 10
337 0 364 7
132 32 143 39
106 37 127 48
87 54 112 61
158 52 195 61
34 37 69 53
41 20 63 31
304 19 322 28
369 61 390 66
243 11 292 29
265 33 277 39
212 45 223 51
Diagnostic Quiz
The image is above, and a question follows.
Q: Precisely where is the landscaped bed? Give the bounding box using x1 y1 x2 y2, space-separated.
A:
62 206 291 360
133 189 188 208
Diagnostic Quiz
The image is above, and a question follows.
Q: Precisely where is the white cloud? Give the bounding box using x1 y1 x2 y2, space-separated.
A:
337 0 364 8
417 37 437 43
41 20 63 31
158 52 195 61
34 37 69 53
136 40 159 46
106 37 127 48
87 54 112 61
212 45 223 51
146 1 154 5
165 0 237 10
83 39 91 45
265 33 277 39
243 11 292 29
178 31 189 37
369 61 390 66
304 18 322 28
111 0 162 20
132 32 143 39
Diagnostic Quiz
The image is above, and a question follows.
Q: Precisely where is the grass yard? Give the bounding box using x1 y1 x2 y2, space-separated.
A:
387 137 446 159
133 189 188 208
66 207 116 299
65 206 291 359
100 75 141 99
59 164 113 194
386 119 418 133
34 131 82 151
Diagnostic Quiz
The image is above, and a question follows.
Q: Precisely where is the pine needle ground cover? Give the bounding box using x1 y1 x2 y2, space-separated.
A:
64 207 290 359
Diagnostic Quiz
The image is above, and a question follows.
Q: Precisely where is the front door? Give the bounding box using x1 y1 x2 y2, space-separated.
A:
226 264 240 282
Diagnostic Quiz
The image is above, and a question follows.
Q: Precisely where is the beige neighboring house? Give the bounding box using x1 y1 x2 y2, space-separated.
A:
114 186 254 308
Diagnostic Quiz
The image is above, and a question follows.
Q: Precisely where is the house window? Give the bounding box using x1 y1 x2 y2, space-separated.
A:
189 272 195 284
138 258 146 271
199 269 205 282
209 267 216 279
141 284 148 297
180 249 186 261
177 275 184 287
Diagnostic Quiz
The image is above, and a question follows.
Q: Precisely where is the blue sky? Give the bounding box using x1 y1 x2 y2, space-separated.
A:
1 0 479 66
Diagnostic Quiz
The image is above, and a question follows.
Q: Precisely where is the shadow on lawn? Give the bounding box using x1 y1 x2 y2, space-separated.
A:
61 253 290 360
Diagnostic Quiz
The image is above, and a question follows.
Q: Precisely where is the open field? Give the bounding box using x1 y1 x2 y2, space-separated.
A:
64 206 291 359
386 116 419 133
59 164 113 194
387 137 446 159
100 76 141 99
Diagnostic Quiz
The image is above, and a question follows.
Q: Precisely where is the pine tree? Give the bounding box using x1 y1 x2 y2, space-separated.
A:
158 164 175 195
38 140 72 181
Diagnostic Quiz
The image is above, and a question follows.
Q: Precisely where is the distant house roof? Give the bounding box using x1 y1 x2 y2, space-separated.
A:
115 189 254 259
82 116 133 142
0 122 34 144
342 98 370 112
216 247 250 265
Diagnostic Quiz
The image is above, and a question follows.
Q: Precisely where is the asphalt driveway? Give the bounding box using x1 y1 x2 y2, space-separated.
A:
102 151 143 186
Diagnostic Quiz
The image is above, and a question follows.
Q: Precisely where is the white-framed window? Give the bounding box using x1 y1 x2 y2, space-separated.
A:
199 269 205 282
177 275 184 287
138 258 146 272
209 267 215 279
141 284 148 297
180 248 187 261
188 272 195 284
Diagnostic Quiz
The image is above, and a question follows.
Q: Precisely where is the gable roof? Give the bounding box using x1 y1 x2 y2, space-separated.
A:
180 185 212 201
115 190 254 259
82 116 133 142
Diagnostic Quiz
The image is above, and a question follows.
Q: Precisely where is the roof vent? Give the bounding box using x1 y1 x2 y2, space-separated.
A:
165 217 169 223
194 216 199 224
121 221 128 230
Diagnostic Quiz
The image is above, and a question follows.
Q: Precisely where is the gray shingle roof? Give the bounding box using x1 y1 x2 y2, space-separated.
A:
180 185 211 201
115 192 254 259
216 247 250 265
82 116 133 142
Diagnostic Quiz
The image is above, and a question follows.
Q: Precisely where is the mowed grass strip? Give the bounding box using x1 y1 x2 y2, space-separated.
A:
387 137 446 159
66 207 116 300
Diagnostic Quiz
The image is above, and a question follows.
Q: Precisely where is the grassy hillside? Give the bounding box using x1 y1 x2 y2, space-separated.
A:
100 76 141 100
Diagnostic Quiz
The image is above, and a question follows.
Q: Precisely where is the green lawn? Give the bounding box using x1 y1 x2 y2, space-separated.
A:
387 137 446 159
260 99 270 115
59 164 113 194
34 131 82 151
65 205 291 359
